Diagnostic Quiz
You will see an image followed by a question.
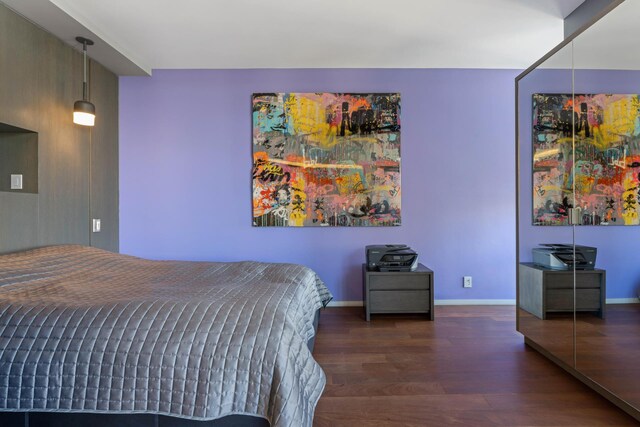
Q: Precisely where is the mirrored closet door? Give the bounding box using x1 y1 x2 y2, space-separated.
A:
517 0 640 420
572 0 640 413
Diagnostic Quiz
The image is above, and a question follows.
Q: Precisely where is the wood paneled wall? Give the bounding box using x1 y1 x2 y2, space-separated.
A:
0 3 119 253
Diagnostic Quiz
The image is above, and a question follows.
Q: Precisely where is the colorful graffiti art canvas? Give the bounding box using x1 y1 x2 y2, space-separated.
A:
252 93 401 227
533 94 640 225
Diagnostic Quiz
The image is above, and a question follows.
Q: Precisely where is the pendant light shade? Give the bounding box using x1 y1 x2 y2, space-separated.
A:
73 37 96 127
73 100 95 126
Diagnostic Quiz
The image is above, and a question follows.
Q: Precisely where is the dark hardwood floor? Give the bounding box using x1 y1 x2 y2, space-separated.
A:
312 306 637 426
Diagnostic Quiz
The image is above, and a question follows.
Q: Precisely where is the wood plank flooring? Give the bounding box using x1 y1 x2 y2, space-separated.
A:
312 306 637 426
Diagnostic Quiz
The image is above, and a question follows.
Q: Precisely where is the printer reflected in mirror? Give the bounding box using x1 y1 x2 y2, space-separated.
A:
365 244 418 272
532 244 597 270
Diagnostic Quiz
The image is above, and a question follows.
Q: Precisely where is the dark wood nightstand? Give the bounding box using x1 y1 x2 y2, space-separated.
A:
362 263 434 321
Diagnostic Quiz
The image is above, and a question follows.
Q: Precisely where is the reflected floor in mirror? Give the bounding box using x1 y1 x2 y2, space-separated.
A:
576 304 640 410
518 308 575 366
519 304 640 419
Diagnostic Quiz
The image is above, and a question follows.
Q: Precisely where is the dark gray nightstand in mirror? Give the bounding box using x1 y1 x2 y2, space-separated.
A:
362 263 434 321
519 263 606 320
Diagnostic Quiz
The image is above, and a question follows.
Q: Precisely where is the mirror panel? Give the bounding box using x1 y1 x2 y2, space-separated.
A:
517 42 576 367
572 0 640 411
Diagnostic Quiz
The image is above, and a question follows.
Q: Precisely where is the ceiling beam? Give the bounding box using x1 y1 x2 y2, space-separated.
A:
0 0 150 76
564 0 624 39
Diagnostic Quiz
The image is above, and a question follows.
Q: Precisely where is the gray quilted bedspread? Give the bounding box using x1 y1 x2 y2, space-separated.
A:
0 245 332 426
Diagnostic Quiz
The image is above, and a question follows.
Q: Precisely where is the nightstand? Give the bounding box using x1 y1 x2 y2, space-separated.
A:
362 263 434 321
518 262 606 319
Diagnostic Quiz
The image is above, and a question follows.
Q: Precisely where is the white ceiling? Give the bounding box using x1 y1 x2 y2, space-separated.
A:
2 0 585 75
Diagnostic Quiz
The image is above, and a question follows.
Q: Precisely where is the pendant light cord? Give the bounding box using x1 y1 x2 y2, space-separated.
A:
82 41 88 101
89 127 93 247
81 38 92 246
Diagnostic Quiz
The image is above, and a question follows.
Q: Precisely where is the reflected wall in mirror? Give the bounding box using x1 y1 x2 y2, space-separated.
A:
572 0 640 414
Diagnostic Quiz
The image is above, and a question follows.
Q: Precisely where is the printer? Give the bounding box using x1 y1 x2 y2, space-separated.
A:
366 244 419 272
532 244 597 270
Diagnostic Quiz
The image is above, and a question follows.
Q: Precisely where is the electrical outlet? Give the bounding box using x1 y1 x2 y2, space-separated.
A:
463 276 472 288
92 219 101 233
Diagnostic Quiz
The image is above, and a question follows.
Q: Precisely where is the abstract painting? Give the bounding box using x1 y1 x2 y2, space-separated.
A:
533 93 640 225
252 93 401 227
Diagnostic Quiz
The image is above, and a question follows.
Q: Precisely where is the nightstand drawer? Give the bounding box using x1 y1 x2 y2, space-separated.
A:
546 289 601 310
545 273 602 289
369 274 430 290
370 290 430 312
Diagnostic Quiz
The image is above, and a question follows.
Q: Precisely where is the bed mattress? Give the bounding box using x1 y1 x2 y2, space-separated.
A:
0 246 332 427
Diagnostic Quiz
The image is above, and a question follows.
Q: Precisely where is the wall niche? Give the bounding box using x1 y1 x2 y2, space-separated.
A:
0 122 38 194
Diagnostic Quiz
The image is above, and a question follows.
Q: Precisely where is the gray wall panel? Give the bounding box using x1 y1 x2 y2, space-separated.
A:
89 61 119 252
0 192 38 252
0 3 118 253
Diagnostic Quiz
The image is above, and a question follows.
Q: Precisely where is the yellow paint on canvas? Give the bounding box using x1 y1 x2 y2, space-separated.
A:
575 175 595 194
335 173 364 195
593 97 640 150
289 177 307 227
604 97 638 134
285 94 337 147
622 208 638 225
621 176 639 225
289 211 305 226
283 95 390 148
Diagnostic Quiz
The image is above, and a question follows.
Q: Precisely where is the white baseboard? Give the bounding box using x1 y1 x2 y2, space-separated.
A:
326 299 517 307
326 298 639 307
435 299 515 305
607 298 640 304
326 301 362 307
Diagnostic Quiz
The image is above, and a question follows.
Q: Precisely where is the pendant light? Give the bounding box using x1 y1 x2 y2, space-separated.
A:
73 36 96 126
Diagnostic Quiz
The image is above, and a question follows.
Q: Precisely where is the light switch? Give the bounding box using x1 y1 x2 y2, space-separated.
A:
92 219 101 233
10 174 23 190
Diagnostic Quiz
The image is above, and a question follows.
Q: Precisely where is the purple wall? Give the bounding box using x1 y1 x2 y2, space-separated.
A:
518 69 640 299
119 69 518 301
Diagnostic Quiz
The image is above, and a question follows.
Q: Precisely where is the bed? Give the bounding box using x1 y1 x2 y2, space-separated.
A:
0 245 332 427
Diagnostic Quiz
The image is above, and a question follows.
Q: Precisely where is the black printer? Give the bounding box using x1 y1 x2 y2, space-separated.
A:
365 244 419 272
532 244 597 270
